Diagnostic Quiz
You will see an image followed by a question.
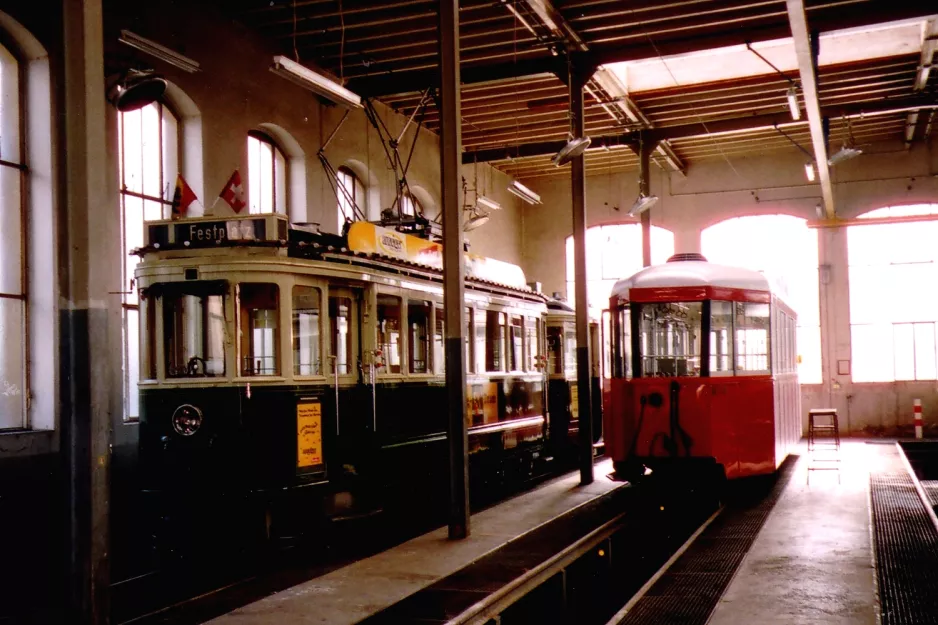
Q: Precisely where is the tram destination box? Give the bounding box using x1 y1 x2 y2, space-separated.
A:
144 213 289 249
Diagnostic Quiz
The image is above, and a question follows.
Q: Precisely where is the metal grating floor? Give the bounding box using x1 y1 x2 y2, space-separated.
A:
613 459 797 625
919 480 938 508
870 473 938 624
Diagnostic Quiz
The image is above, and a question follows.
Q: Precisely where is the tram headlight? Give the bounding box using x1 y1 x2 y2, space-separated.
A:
171 404 203 436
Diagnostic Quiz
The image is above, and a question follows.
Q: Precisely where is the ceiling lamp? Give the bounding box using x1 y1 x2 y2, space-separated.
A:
107 70 168 112
804 162 816 182
464 211 491 232
476 195 502 212
828 144 863 166
508 180 541 205
552 136 592 167
787 85 800 121
119 30 201 73
271 55 362 109
628 193 659 217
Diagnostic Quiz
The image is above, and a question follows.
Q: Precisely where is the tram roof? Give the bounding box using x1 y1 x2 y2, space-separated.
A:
610 261 772 301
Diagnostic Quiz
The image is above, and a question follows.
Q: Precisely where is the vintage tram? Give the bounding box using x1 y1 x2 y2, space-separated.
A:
134 213 553 539
602 254 801 482
545 299 603 456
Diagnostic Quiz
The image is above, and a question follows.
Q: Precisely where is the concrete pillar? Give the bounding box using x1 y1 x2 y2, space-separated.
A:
62 0 112 621
817 226 852 431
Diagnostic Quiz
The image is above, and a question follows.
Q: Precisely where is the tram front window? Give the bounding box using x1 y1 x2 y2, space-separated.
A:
377 295 402 374
409 300 431 374
547 325 563 375
163 289 226 378
293 286 321 376
239 283 280 376
637 301 702 377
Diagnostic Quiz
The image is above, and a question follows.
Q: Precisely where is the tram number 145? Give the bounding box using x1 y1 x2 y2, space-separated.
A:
297 401 323 468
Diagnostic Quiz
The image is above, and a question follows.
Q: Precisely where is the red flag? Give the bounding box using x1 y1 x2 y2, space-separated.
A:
219 170 246 214
171 174 198 219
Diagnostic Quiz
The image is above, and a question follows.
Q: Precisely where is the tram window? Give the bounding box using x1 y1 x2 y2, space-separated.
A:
474 310 486 373
564 324 577 378
140 292 156 380
735 302 770 374
409 300 431 374
508 315 523 372
547 325 563 375
486 310 506 372
377 295 402 374
434 306 445 375
329 296 353 375
293 286 322 376
524 317 538 371
163 291 226 378
637 302 702 377
710 301 734 376
465 307 473 374
617 307 631 379
239 283 280 376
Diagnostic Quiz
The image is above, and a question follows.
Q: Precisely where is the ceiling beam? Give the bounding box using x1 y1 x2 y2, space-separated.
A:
787 0 834 220
346 3 938 98
906 19 938 145
463 96 938 163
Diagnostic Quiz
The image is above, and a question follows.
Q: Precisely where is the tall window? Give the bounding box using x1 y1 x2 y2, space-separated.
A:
702 215 821 384
0 43 25 429
247 131 286 215
337 166 364 231
119 100 178 419
565 224 675 319
849 205 938 382
401 192 419 217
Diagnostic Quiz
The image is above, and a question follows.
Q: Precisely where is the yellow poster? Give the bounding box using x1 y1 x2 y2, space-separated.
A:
297 401 323 468
570 384 579 419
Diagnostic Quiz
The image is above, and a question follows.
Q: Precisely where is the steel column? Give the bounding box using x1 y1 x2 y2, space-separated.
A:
439 0 470 540
570 67 594 486
639 141 653 267
62 0 110 621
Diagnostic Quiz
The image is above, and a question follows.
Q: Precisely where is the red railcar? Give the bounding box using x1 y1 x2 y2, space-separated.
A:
602 254 801 481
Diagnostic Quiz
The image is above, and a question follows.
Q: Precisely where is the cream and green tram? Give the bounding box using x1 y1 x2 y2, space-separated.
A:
134 214 549 537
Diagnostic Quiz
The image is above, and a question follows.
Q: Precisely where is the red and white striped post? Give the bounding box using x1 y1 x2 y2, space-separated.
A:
914 399 923 439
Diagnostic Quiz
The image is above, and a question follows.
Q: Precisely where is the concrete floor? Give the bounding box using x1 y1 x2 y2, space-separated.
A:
209 459 621 625
708 441 888 625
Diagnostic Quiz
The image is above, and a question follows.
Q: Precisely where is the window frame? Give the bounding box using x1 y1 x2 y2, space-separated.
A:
119 99 179 420
0 44 28 429
292 283 326 379
337 165 365 230
247 130 286 215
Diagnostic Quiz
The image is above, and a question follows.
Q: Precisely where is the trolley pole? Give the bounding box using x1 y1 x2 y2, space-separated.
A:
438 0 470 539
570 63 594 486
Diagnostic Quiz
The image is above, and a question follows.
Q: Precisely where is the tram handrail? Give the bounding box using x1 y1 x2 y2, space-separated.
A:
445 511 628 625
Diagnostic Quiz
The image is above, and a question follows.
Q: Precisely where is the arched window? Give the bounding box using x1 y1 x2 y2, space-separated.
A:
337 166 364 230
401 192 419 217
248 130 286 215
119 100 179 419
848 204 938 382
0 42 25 429
565 224 675 318
701 215 821 384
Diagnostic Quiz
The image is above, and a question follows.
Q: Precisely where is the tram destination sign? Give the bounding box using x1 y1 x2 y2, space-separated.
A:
147 218 271 249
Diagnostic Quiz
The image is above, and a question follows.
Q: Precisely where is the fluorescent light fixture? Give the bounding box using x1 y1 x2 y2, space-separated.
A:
628 194 659 217
552 136 592 167
787 85 800 121
119 30 201 73
804 162 816 182
508 180 541 205
501 1 539 38
828 144 863 166
476 195 502 212
271 55 362 109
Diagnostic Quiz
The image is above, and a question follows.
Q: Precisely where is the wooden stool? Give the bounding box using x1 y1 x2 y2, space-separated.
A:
808 408 840 452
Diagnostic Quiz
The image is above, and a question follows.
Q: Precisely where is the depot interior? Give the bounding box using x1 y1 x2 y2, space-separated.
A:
1 0 937 620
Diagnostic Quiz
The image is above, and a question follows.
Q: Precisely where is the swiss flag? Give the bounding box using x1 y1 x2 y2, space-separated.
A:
218 170 246 213
171 174 198 219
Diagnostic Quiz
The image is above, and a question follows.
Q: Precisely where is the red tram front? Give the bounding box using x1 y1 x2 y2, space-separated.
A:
602 255 801 481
